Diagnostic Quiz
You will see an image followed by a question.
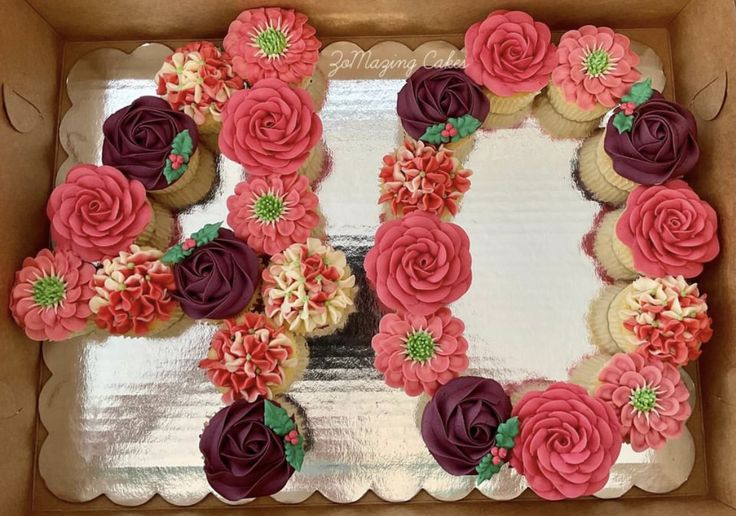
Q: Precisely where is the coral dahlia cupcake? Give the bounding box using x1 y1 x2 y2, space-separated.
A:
588 276 712 366
536 26 640 139
397 67 489 162
379 139 471 221
219 80 324 181
10 248 95 341
47 164 164 261
227 173 322 255
102 96 216 210
372 308 469 397
593 180 719 280
262 238 357 336
89 245 182 336
595 352 691 452
464 10 556 114
154 41 247 151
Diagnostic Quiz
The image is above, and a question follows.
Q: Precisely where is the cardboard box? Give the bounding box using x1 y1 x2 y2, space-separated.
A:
0 0 733 514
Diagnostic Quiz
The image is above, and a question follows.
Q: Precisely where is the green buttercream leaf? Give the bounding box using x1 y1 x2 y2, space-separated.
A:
476 453 502 485
263 400 296 436
495 416 520 449
420 122 446 145
163 130 194 184
451 114 481 141
622 78 653 106
613 111 634 133
161 244 187 265
285 436 305 472
163 160 179 185
191 222 222 246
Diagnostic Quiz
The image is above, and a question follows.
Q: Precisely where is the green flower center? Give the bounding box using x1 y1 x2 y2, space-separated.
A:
584 49 610 77
253 194 285 223
405 330 436 362
630 386 658 413
255 27 289 57
32 276 66 307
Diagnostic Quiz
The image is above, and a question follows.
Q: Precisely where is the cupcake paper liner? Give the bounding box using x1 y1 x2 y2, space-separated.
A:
568 353 615 395
547 83 610 122
593 209 638 280
198 113 223 154
150 145 217 210
607 284 640 353
298 143 327 184
272 335 310 397
300 67 328 113
136 201 174 251
441 135 475 163
482 105 531 131
587 282 628 355
533 93 601 139
596 129 639 191
578 130 632 206
486 90 537 115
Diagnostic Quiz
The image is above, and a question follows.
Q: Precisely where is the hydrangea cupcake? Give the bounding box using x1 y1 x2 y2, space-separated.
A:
397 67 489 162
379 139 471 221
223 7 326 110
219 80 324 182
154 41 247 151
164 223 260 320
593 180 719 279
9 248 95 341
536 26 640 139
200 313 308 404
262 238 357 336
588 276 712 366
578 80 700 205
89 245 182 336
47 164 168 261
464 11 556 115
372 308 469 397
226 174 323 255
102 96 216 210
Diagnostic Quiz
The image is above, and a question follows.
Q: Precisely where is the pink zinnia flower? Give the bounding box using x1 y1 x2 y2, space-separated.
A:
596 352 691 452
372 308 469 396
551 26 641 109
227 174 320 255
10 248 94 341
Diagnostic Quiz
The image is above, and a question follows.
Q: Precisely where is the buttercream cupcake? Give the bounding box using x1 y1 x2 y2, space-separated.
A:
200 313 308 404
593 180 719 280
397 67 489 162
47 164 167 261
218 80 324 182
365 211 472 316
578 80 700 205
89 245 182 336
226 173 323 255
200 398 305 500
164 223 260 321
102 96 216 210
378 139 471 221
588 276 712 366
9 248 95 341
536 26 640 139
154 41 247 151
464 11 556 115
223 7 326 110
262 238 357 337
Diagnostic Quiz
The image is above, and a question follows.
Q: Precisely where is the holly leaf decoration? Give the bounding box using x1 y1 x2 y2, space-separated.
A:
163 160 179 185
263 400 296 436
161 244 188 265
163 130 194 184
191 222 222 246
420 122 446 145
622 78 653 106
450 114 481 141
494 416 520 450
613 111 634 133
476 453 502 485
285 435 305 472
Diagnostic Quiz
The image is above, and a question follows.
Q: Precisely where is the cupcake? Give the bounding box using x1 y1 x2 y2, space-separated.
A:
223 7 326 110
226 173 322 255
89 245 182 336
218 80 324 182
102 96 216 210
164 223 260 321
262 238 357 337
9 248 95 341
593 180 719 280
536 26 640 139
378 139 471 221
588 276 712 366
397 67 489 162
464 10 556 115
154 41 247 151
47 164 167 261
200 313 308 404
578 80 700 205
200 398 305 500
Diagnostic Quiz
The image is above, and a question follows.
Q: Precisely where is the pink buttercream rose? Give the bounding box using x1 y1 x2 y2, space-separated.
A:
47 164 152 262
364 211 472 316
464 10 556 96
616 180 719 278
218 79 322 176
551 26 641 109
510 382 622 500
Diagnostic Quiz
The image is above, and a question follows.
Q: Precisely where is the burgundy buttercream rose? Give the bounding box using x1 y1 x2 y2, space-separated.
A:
364 211 472 316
